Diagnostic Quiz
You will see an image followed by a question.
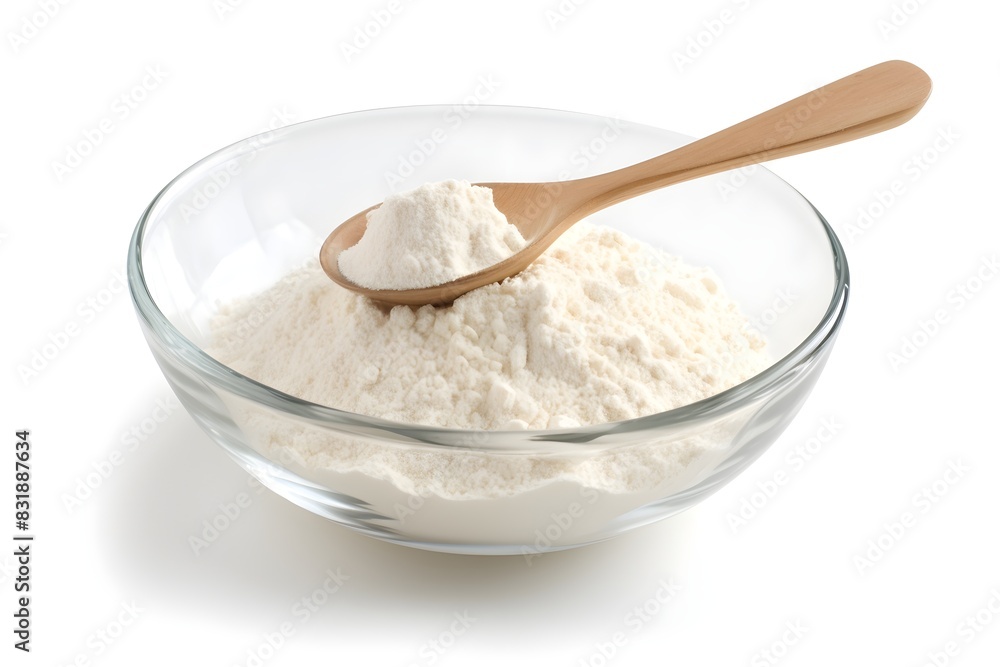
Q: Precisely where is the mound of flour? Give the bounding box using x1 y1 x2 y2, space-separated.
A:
209 220 771 545
211 222 768 431
338 179 526 290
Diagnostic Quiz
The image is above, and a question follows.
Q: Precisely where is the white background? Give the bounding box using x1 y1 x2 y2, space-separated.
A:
3 0 998 665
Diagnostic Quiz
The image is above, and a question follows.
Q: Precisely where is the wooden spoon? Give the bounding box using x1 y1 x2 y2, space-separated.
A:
320 60 931 306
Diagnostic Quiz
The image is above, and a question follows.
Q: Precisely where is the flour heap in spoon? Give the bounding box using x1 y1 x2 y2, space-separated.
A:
338 179 527 290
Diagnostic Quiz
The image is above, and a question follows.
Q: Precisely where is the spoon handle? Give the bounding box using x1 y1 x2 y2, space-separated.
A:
581 60 932 212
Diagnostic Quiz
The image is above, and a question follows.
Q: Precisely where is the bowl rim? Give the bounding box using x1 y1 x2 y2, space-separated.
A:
127 103 849 449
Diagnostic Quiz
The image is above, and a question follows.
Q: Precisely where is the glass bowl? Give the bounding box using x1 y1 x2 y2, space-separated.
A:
127 105 848 555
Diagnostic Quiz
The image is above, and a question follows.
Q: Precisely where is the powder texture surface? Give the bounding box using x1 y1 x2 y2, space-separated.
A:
208 222 772 543
338 179 526 289
211 222 768 430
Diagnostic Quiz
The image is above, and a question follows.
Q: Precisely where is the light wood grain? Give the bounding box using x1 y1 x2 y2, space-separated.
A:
320 60 931 306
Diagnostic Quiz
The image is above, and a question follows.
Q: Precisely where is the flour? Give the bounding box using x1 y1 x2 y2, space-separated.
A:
338 179 526 289
214 222 767 430
208 221 771 547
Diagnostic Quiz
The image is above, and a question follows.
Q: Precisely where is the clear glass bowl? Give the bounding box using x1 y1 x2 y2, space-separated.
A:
128 105 848 555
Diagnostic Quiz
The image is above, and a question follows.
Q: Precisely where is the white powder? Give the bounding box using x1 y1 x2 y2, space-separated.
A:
338 179 527 289
214 223 767 430
209 222 771 547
